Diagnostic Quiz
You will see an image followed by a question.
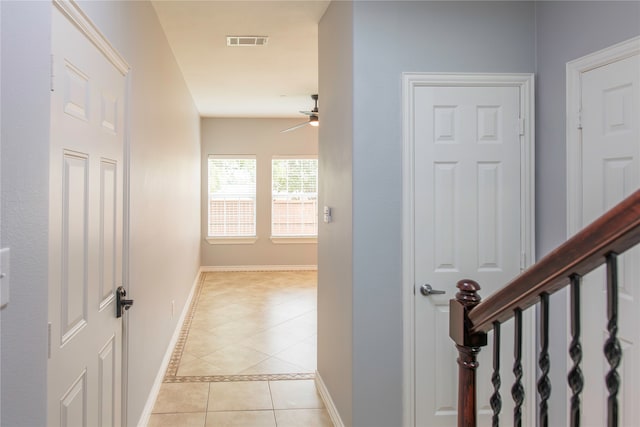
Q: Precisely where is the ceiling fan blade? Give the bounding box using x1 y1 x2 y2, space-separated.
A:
280 121 310 133
300 110 320 116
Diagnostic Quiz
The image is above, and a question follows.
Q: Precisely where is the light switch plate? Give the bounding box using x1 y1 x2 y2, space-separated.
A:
323 206 332 223
0 248 10 307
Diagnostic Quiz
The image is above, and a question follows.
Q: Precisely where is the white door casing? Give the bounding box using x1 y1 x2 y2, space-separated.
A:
567 37 640 427
402 73 535 427
48 2 130 427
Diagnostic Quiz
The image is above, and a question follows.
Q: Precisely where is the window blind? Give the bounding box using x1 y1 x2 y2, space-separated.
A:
208 156 256 237
272 158 318 237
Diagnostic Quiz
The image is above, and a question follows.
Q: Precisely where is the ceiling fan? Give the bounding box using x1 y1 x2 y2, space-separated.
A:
281 94 319 133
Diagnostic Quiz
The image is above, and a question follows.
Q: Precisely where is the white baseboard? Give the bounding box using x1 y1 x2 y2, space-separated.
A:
135 268 202 427
201 264 317 272
315 370 345 427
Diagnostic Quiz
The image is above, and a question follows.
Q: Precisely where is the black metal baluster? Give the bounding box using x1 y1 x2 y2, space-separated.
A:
568 274 584 427
511 308 524 427
491 321 502 427
538 293 551 427
604 253 622 427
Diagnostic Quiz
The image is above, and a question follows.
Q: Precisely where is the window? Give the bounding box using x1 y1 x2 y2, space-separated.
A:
271 157 318 239
207 156 256 240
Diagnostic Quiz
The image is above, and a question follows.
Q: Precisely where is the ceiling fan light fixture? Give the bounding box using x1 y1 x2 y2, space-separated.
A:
280 94 320 133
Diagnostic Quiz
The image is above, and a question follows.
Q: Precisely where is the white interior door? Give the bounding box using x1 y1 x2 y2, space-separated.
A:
412 83 529 427
579 52 640 427
48 5 127 426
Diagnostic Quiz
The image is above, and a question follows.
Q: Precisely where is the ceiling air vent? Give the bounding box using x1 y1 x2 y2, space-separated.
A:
226 36 269 47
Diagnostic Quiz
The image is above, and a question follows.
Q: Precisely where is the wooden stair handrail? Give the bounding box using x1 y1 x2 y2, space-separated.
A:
468 189 640 334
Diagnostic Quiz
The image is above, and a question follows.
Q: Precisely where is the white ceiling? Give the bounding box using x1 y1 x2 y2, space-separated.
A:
152 1 330 118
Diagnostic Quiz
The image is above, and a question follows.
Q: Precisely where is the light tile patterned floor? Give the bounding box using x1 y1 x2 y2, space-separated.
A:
149 380 332 427
150 271 333 427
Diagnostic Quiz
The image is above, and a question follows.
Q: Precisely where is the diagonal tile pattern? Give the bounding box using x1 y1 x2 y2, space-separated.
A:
166 271 318 381
150 271 333 426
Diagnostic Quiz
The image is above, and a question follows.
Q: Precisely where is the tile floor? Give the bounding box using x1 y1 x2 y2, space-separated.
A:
150 271 333 427
172 271 318 378
149 380 332 427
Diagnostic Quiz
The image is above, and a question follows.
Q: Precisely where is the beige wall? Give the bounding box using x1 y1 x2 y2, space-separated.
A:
201 118 318 267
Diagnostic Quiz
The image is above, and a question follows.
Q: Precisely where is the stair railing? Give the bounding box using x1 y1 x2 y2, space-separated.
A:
449 188 640 427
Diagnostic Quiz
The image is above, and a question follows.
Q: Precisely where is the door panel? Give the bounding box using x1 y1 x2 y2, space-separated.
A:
414 85 522 426
60 371 87 427
61 152 90 343
99 336 117 427
48 6 126 427
100 160 118 309
580 53 640 427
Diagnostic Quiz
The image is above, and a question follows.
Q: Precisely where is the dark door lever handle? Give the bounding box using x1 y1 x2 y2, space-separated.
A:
116 286 134 318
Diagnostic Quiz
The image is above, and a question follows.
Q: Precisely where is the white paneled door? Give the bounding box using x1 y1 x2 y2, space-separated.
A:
48 4 128 427
410 80 531 427
579 51 640 427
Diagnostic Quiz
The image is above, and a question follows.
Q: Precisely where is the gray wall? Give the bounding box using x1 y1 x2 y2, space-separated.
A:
0 2 51 425
318 1 535 427
0 4 2 423
200 118 318 267
318 2 354 426
535 1 640 257
317 1 640 426
1 2 202 425
350 2 534 426
534 2 640 424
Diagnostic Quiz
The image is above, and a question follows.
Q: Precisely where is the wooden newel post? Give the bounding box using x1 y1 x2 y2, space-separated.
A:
449 280 488 427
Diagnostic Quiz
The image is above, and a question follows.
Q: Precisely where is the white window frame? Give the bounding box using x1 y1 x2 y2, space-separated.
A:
271 156 318 244
206 154 257 244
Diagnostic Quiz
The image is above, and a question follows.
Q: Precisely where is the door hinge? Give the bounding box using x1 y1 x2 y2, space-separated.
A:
413 284 416 295
50 55 55 92
577 109 582 129
520 251 526 271
47 322 52 359
518 117 525 136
